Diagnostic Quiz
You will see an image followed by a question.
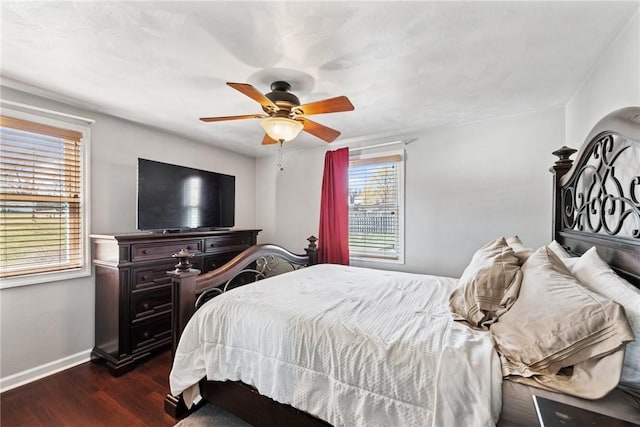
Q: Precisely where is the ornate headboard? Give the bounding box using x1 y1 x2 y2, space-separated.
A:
551 107 640 288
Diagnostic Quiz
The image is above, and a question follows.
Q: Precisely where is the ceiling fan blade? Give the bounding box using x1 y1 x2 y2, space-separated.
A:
296 96 354 116
261 134 279 145
299 118 341 143
200 114 267 122
227 82 278 112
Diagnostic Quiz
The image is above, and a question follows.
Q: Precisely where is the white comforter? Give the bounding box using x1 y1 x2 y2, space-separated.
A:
170 264 502 427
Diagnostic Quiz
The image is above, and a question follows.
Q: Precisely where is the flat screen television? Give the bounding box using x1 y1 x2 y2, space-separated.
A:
137 158 235 231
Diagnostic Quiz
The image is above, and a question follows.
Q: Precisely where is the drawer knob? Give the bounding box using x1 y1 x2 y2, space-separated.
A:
142 303 150 311
142 331 150 339
142 249 148 254
210 243 215 247
142 275 149 281
211 263 217 269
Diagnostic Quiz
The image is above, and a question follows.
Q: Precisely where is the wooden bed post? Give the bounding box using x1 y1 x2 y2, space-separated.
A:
551 146 577 240
305 235 319 265
165 250 200 419
167 250 201 358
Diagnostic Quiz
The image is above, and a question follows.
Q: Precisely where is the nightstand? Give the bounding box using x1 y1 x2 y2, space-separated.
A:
532 395 638 427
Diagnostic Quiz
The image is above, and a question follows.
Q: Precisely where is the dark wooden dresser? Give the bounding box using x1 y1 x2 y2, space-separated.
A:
90 229 260 376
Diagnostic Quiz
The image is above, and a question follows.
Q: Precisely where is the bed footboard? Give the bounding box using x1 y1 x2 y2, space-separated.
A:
165 236 318 418
168 235 318 357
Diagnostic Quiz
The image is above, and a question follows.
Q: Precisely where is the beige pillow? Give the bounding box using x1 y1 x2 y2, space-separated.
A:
491 246 634 398
449 237 522 329
506 235 533 265
505 348 628 399
565 247 640 391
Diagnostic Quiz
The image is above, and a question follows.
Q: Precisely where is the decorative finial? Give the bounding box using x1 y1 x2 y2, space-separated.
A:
172 248 194 271
307 235 318 250
552 146 577 170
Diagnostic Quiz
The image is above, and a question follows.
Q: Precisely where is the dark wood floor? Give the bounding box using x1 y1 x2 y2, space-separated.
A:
1 350 177 427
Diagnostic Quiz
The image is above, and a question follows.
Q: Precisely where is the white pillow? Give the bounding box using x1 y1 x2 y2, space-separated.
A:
567 247 640 391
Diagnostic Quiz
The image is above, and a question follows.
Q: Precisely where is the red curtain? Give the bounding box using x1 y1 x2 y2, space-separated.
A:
318 147 350 265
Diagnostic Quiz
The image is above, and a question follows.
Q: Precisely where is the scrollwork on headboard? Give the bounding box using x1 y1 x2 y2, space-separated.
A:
551 107 640 288
560 132 640 240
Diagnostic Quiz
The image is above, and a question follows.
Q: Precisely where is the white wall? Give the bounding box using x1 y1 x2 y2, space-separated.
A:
256 145 326 249
255 152 279 244
403 110 564 277
258 109 565 278
565 9 640 148
0 86 256 389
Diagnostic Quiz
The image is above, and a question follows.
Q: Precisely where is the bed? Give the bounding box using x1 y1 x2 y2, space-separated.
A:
165 107 640 426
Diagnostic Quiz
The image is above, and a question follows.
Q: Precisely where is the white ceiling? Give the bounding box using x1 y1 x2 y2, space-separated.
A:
1 1 638 157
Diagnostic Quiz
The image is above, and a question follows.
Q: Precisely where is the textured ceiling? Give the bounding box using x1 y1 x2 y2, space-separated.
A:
1 1 638 157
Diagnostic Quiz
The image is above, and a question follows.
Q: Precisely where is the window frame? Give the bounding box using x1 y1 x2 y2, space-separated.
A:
348 149 405 264
0 108 91 289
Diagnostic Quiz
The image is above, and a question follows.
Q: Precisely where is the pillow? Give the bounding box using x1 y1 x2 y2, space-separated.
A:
491 246 634 399
449 237 522 329
566 247 640 391
506 235 533 265
548 240 572 259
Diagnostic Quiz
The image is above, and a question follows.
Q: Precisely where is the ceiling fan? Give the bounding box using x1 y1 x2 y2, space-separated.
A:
199 81 355 145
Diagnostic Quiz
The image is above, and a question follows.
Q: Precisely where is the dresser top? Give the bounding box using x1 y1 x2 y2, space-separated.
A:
91 228 261 243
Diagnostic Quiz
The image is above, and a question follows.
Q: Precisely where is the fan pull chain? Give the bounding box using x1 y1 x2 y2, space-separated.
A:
277 141 285 171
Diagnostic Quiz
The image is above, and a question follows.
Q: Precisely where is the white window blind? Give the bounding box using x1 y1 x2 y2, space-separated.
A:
348 152 403 261
0 115 84 279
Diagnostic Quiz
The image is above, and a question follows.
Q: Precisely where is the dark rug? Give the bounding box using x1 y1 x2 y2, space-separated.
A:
174 404 251 427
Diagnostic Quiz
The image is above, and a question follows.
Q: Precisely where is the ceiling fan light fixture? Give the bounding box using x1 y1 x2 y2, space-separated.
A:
260 117 304 142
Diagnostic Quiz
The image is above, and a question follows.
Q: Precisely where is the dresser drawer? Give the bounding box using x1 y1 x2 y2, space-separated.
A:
132 261 176 291
130 313 171 354
132 258 205 291
204 234 251 254
130 286 172 320
131 239 202 262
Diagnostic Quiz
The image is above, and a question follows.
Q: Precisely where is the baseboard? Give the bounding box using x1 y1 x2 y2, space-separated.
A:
0 349 92 393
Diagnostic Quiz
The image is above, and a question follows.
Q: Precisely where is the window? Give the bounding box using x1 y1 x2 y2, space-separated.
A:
0 112 90 287
348 150 404 263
